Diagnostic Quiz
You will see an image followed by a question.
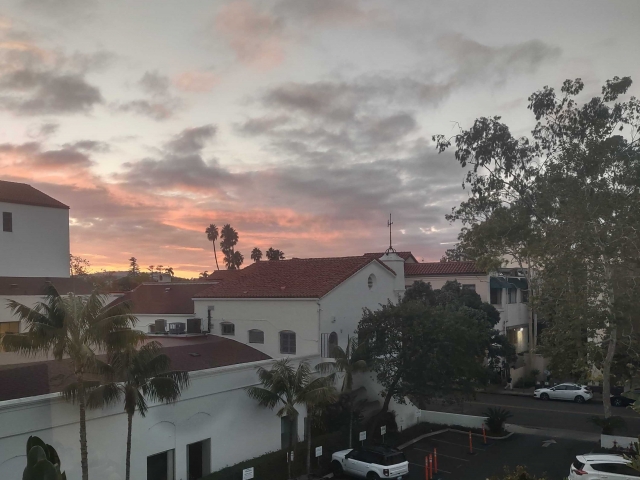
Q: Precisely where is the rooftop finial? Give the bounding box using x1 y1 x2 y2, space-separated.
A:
385 213 396 254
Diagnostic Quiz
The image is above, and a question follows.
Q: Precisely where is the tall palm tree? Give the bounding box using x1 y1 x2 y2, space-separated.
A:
83 342 190 480
247 359 336 479
251 247 263 262
1 286 143 480
205 224 220 271
316 335 367 447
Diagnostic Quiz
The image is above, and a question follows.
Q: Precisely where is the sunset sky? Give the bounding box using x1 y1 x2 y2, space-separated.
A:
1 0 639 277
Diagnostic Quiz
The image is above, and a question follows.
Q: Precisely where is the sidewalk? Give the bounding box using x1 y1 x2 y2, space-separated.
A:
483 384 604 403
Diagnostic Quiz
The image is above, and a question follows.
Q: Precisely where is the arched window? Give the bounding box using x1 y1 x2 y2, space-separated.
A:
220 322 235 336
280 331 296 354
328 332 338 357
248 329 264 344
368 274 376 289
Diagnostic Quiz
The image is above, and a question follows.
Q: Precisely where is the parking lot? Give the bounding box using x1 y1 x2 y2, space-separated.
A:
333 429 601 480
401 430 599 480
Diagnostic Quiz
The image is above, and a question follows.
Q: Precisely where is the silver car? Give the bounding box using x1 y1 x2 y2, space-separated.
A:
569 454 640 479
534 383 593 403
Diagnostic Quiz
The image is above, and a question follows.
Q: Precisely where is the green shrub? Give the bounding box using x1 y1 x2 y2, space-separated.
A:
589 415 626 435
490 466 547 479
23 436 66 480
483 408 513 434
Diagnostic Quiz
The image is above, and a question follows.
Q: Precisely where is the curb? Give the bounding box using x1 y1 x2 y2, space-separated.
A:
448 428 514 440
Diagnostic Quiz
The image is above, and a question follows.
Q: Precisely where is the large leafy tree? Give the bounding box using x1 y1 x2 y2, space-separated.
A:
316 336 367 448
434 76 640 417
1 287 143 480
83 342 190 480
358 281 513 431
205 224 220 271
246 359 336 479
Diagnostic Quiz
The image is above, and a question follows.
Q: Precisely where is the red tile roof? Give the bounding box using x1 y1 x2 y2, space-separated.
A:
194 256 393 299
0 180 69 209
110 282 214 315
363 252 419 263
0 276 95 296
0 335 270 402
404 261 485 276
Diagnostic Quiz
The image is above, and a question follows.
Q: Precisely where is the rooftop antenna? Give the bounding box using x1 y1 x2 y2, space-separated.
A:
385 213 396 254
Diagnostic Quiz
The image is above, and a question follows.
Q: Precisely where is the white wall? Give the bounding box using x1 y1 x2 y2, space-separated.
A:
133 314 196 333
0 357 308 480
320 261 398 352
418 411 487 430
193 298 319 358
0 202 70 278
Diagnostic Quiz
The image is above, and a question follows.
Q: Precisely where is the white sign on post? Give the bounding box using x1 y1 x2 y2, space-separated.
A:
359 431 366 441
242 467 254 480
315 446 323 457
290 451 294 462
380 425 387 436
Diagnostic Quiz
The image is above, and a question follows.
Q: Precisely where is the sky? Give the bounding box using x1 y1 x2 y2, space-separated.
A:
0 0 639 277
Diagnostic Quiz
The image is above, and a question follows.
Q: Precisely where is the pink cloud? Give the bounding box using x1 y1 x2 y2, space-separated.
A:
215 1 286 70
174 71 219 93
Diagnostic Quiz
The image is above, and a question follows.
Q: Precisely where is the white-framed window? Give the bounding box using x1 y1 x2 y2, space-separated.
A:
367 274 376 289
248 329 264 344
280 331 296 354
490 288 502 305
462 284 476 292
221 322 235 336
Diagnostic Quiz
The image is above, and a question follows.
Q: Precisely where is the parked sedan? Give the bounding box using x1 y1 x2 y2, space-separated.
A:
569 454 640 479
611 388 640 407
534 383 593 403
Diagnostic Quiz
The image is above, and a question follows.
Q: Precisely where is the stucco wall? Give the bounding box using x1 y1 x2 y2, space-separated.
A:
320 261 398 352
0 202 70 278
193 298 319 358
0 357 308 480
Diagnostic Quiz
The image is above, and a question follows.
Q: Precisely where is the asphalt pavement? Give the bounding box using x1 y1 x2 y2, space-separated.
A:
423 392 640 436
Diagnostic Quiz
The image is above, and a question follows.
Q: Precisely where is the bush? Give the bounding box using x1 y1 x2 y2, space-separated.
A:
483 407 513 434
589 415 626 435
490 466 547 479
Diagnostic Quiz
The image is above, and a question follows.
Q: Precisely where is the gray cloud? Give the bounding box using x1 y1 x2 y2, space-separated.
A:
0 141 93 168
139 71 171 96
116 99 180 121
27 122 60 139
166 125 217 154
64 140 111 153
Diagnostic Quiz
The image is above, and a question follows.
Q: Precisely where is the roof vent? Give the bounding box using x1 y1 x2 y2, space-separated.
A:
165 287 171 292
243 291 248 294
280 286 286 290
188 353 201 357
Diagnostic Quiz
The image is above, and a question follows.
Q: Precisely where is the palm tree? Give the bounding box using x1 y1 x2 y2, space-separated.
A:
205 224 220 271
199 271 209 279
251 247 263 262
316 335 367 447
1 286 142 480
247 359 336 479
83 342 190 480
266 247 285 261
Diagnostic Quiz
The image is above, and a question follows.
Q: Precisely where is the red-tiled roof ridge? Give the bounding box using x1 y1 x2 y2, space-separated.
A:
404 261 485 276
110 281 216 314
0 180 69 209
363 251 419 263
194 256 394 299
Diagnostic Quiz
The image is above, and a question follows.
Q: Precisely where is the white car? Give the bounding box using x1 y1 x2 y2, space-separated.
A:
534 383 593 403
570 454 640 479
331 446 409 480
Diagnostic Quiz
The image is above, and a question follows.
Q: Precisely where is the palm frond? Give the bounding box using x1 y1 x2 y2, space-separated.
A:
85 383 123 409
246 386 281 409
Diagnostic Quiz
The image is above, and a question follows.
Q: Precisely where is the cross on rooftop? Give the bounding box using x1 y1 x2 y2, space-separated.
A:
385 213 396 254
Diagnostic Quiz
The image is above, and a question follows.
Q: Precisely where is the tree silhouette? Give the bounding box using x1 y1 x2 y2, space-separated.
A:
205 224 220 271
266 248 285 261
251 248 263 262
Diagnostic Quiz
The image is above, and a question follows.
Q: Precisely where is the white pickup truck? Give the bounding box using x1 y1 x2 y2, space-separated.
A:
331 446 409 480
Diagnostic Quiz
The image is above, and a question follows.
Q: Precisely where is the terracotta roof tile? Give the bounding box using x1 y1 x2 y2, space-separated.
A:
0 180 69 209
363 252 419 263
404 261 485 276
0 335 270 401
111 282 215 315
0 276 94 296
195 256 393 299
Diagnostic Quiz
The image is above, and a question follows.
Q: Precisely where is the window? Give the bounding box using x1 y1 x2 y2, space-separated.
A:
328 332 338 357
462 284 476 292
248 329 264 344
2 212 12 232
508 287 517 304
490 288 502 305
521 290 529 303
280 331 296 354
220 322 235 335
368 274 376 289
147 449 175 480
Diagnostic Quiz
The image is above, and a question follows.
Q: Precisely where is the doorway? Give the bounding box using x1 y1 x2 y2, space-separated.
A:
187 439 211 480
147 449 174 480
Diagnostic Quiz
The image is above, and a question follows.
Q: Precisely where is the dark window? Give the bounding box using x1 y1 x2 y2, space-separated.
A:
521 290 529 303
248 329 264 343
349 450 366 462
554 385 567 391
221 322 234 335
613 464 640 477
361 451 381 464
2 212 12 232
328 332 338 357
384 453 407 466
280 331 296 354
508 287 517 304
462 284 476 292
573 460 585 471
490 288 502 305
591 463 617 473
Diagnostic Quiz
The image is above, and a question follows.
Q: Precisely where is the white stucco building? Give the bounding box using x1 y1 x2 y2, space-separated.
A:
0 180 70 278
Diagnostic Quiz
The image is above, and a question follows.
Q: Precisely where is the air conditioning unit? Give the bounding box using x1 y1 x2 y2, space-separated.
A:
155 319 167 334
169 322 186 335
187 318 202 334
148 324 156 334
